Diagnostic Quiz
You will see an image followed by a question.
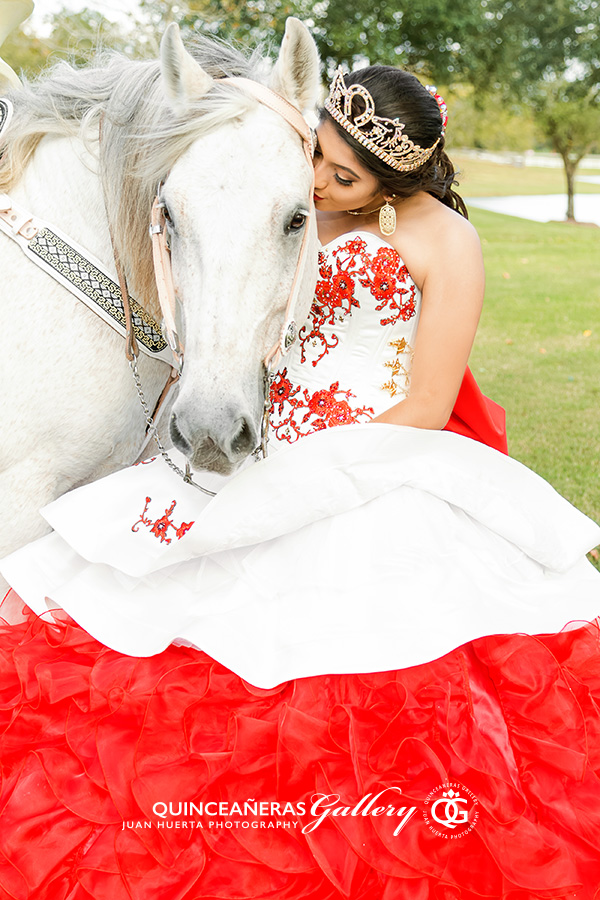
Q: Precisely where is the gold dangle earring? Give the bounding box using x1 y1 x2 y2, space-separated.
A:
379 197 397 236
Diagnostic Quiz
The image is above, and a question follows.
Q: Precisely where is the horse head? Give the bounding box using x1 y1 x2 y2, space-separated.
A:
155 20 320 474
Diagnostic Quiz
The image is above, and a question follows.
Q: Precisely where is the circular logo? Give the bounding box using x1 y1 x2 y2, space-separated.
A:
422 782 479 839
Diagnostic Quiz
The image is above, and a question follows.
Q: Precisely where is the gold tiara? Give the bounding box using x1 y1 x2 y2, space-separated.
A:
323 67 441 172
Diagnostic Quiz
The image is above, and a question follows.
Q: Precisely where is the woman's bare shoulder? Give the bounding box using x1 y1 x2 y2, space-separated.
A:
390 195 481 289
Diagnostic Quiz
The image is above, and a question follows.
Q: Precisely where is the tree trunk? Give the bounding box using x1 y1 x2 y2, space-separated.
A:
561 155 580 221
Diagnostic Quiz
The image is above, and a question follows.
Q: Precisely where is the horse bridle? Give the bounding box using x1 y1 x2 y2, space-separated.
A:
113 78 316 495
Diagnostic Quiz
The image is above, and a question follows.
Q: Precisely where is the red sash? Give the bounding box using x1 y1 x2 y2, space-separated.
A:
444 367 508 455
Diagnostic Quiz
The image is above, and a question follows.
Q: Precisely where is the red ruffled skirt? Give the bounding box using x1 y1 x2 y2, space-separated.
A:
1 592 600 900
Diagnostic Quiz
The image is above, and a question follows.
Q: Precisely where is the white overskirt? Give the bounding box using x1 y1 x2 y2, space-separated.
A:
2 424 599 688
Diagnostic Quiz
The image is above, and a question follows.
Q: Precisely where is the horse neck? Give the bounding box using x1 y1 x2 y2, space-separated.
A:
12 133 114 272
11 130 160 321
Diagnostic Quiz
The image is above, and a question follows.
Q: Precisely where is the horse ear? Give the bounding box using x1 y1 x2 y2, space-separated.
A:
160 22 213 111
269 18 320 113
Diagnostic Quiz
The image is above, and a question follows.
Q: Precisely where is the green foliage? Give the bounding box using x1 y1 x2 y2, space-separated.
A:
44 9 137 64
536 83 600 162
1 7 137 78
144 0 600 92
137 0 489 79
1 24 51 78
533 82 600 218
303 0 485 79
445 84 537 152
139 0 292 48
464 0 600 96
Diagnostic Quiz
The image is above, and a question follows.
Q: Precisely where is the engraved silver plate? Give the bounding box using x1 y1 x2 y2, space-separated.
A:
0 98 14 137
282 319 298 353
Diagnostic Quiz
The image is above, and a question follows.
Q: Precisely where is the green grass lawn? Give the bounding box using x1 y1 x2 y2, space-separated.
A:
466 207 600 564
451 152 600 197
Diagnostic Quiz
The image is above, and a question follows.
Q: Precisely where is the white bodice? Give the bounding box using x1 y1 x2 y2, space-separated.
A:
270 231 421 445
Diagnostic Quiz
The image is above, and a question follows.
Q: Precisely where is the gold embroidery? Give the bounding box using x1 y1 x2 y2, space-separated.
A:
381 338 413 398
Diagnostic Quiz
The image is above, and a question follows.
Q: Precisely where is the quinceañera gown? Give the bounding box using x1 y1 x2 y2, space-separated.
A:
1 231 600 899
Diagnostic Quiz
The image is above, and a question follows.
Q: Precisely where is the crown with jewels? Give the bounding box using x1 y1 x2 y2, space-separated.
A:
324 68 443 172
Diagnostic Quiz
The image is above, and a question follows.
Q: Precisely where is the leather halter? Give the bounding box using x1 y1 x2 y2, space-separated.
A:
146 77 316 376
0 82 315 466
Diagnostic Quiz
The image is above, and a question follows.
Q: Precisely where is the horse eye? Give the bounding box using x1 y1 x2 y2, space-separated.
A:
160 202 172 225
287 210 307 233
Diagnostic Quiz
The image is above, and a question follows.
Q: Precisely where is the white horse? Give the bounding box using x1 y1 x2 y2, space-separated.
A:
0 20 320 560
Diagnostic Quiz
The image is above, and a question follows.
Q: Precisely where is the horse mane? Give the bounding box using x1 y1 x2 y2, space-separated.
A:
0 36 266 315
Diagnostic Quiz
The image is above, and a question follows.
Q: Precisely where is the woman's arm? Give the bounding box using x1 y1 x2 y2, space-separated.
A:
372 216 484 429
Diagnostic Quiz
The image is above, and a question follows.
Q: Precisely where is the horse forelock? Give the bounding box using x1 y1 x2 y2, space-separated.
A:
0 36 268 318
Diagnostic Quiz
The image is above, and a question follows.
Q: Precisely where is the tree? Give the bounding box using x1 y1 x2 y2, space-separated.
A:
1 23 52 79
536 83 600 220
139 0 293 50
138 0 493 81
44 9 138 65
296 0 487 80
451 0 600 221
1 7 138 78
444 83 537 152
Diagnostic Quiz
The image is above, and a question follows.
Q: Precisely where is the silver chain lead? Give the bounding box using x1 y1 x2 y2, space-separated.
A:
129 356 217 497
255 358 275 460
130 355 274 497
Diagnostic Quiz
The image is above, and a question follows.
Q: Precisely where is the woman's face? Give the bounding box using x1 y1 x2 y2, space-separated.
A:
313 118 382 213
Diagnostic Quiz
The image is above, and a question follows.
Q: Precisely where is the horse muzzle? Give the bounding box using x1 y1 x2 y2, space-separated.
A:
170 406 259 475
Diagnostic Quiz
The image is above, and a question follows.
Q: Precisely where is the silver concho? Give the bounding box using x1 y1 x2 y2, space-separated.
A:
0 98 14 138
282 319 298 354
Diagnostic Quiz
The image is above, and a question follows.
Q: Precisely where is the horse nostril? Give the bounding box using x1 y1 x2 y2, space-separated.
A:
230 418 255 456
170 412 192 455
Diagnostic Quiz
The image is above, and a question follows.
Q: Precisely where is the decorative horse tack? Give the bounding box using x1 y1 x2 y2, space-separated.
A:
0 97 12 133
146 77 315 376
0 104 172 364
0 75 315 495
127 77 316 491
0 195 173 363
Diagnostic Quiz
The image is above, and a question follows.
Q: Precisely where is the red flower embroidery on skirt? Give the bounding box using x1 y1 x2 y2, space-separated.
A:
271 374 374 444
132 497 194 545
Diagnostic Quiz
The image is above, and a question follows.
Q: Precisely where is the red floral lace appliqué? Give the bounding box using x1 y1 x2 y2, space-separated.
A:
132 497 194 544
363 245 417 326
298 237 416 368
270 369 374 444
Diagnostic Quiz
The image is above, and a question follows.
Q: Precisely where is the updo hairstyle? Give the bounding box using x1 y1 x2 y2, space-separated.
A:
321 66 468 218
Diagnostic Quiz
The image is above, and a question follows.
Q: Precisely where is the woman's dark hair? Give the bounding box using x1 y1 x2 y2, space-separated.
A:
321 66 468 219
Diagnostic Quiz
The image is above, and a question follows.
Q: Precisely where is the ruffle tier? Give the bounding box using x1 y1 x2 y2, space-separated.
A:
1 594 600 900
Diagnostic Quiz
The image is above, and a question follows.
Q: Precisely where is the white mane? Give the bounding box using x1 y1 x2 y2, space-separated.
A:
0 37 267 308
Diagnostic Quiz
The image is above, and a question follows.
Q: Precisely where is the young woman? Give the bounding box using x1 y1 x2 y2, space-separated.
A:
269 64 507 459
314 67 497 437
1 64 600 899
